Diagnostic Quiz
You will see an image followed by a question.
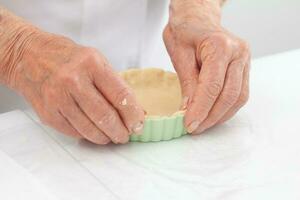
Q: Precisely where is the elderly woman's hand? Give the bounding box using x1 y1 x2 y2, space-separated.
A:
21 38 145 144
164 0 250 134
0 9 144 144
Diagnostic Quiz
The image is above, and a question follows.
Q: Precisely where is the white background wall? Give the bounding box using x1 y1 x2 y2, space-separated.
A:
1 0 300 113
222 0 300 58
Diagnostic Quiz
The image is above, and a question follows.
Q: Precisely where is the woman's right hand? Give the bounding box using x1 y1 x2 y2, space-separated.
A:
6 30 145 144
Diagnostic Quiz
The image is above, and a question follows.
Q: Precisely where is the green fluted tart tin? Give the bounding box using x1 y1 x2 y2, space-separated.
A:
121 68 187 142
130 112 187 142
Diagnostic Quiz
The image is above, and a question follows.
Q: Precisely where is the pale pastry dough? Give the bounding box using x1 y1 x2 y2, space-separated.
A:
121 68 182 117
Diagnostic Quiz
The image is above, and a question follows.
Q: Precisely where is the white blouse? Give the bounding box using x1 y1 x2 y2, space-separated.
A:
1 0 171 71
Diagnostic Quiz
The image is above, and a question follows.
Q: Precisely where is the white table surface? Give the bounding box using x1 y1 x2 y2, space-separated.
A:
0 49 300 200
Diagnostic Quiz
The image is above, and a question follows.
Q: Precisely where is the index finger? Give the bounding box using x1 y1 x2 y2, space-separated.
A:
171 46 199 110
185 48 231 133
91 57 145 134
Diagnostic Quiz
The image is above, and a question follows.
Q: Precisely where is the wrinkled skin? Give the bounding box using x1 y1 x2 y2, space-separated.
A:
1 8 146 145
1 0 250 144
0 12 145 145
164 0 251 134
16 34 145 144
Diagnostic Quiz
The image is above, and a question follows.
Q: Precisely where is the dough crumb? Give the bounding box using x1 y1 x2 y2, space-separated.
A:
120 98 127 106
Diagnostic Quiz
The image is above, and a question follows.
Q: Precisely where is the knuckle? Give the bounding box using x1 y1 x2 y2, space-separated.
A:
58 72 78 86
202 33 233 60
213 33 232 50
60 74 83 92
240 41 250 53
82 47 108 68
239 41 251 58
203 81 223 99
222 89 240 107
80 47 109 72
98 110 117 126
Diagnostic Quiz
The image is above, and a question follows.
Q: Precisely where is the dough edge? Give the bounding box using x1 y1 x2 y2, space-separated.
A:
120 68 185 119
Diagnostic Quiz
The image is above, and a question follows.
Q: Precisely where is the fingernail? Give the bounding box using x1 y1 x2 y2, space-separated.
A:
187 120 200 133
181 96 189 110
132 121 144 135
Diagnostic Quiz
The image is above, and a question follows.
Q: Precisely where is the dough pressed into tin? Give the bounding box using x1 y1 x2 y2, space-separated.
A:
121 68 182 117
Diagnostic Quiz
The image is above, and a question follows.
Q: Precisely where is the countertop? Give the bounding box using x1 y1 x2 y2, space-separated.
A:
1 50 300 200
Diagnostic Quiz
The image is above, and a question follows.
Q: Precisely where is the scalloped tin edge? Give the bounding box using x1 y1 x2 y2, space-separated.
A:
129 113 187 142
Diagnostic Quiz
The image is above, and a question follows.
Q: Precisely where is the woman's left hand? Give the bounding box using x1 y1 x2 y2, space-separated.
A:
163 0 251 134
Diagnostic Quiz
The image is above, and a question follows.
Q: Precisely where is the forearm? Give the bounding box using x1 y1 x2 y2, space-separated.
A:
0 7 40 88
169 0 226 28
